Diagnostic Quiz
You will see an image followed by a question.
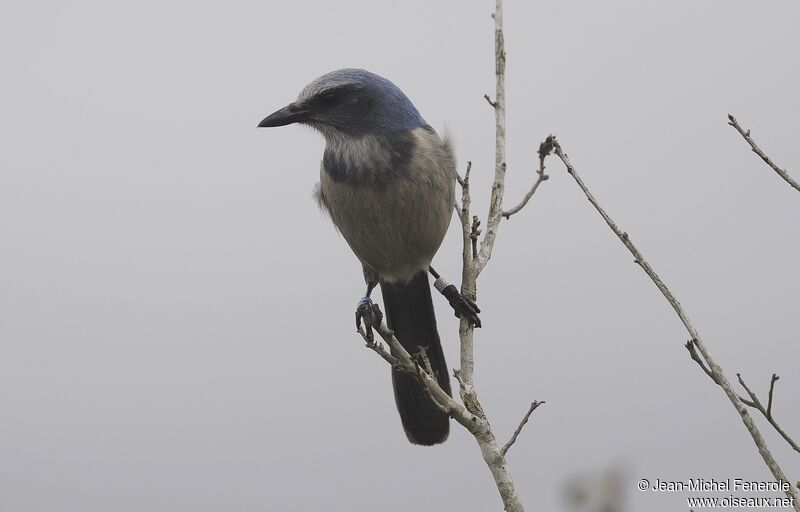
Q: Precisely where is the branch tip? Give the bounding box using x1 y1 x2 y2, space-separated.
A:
500 400 545 456
728 113 799 193
501 135 554 219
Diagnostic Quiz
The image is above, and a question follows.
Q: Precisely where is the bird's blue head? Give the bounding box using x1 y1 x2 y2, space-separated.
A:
258 68 427 136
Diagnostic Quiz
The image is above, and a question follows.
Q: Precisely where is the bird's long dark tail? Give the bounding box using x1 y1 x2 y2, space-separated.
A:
381 271 451 445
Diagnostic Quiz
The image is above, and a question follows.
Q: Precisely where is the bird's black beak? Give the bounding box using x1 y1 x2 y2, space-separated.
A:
257 102 311 128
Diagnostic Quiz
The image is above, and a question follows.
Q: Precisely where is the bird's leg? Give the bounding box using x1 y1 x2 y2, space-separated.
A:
355 275 382 342
428 266 482 328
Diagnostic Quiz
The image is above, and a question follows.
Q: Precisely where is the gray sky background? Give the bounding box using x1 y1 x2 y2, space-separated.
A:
1 1 799 511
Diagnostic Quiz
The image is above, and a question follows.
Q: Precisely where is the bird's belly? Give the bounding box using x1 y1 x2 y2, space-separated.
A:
320 176 454 283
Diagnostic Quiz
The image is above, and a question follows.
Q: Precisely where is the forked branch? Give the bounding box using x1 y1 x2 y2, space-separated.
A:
552 138 799 508
685 341 799 453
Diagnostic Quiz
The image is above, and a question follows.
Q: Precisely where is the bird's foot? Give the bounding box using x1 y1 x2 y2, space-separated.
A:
355 296 383 342
437 283 482 328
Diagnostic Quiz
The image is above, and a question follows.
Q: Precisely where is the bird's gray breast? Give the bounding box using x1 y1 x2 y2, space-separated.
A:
321 129 418 189
318 127 456 282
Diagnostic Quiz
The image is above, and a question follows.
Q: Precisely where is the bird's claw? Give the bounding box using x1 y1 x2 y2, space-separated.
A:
441 285 482 328
355 296 383 342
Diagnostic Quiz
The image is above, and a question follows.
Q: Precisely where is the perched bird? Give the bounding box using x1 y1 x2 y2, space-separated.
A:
258 69 480 445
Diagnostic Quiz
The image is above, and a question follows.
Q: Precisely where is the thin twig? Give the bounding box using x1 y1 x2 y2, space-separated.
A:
553 138 798 508
685 340 719 385
470 216 481 260
484 94 497 108
455 164 467 215
453 369 467 394
358 327 401 367
502 136 554 219
500 401 545 456
737 373 799 454
728 114 800 193
686 340 756 407
416 345 435 379
413 348 451 415
458 163 472 235
767 374 778 421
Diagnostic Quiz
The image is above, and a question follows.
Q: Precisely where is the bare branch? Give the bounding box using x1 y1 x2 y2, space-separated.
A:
685 337 800 454
737 374 763 409
457 169 478 394
767 373 778 421
501 401 545 456
483 94 497 108
358 327 401 367
728 114 800 193
501 170 547 219
685 340 757 407
416 345 435 378
358 312 488 436
474 0 508 277
737 373 799 454
456 169 466 188
458 162 472 231
453 368 467 394
413 348 451 415
684 339 719 385
451 3 536 510
553 138 798 508
470 216 481 260
453 368 487 420
502 135 555 219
